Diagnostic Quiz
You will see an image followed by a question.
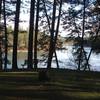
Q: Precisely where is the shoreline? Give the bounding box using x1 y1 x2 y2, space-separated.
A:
9 49 28 53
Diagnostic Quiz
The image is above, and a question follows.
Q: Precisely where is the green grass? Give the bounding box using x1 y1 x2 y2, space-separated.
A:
0 69 100 100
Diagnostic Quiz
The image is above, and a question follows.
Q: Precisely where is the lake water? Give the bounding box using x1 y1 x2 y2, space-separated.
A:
7 45 100 71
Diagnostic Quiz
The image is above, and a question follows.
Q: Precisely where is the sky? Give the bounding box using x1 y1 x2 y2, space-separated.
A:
7 0 82 37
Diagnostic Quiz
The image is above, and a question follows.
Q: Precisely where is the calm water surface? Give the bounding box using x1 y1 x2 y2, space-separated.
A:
7 46 100 71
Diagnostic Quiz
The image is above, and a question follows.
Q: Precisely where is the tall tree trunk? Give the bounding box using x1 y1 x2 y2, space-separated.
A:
78 0 86 70
83 48 90 71
42 0 60 69
42 0 51 30
3 0 8 70
53 0 62 69
12 0 21 70
0 0 3 70
34 0 40 69
47 0 56 69
54 51 59 68
47 0 62 69
27 0 35 70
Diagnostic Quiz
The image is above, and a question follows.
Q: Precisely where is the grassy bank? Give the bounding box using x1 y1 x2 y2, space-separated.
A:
0 69 100 100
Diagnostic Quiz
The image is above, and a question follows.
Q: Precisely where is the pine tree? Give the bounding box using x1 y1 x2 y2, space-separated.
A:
3 0 8 70
34 0 40 69
12 0 21 70
0 0 3 70
27 0 35 70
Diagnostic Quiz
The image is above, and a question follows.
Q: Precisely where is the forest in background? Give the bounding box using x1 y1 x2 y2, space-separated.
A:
0 0 100 99
0 0 100 71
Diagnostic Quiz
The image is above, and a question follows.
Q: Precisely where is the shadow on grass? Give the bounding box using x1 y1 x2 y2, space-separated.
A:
0 70 100 100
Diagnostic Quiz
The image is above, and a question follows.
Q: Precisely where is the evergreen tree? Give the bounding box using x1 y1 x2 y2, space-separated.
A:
47 0 57 69
12 0 21 70
0 0 3 70
27 0 35 70
34 0 40 69
3 0 8 70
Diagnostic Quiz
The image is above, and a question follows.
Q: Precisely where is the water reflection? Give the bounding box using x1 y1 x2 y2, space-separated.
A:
7 46 100 71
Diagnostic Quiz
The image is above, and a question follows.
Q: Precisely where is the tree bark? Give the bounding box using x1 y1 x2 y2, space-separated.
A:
78 0 86 70
42 0 60 69
12 0 21 70
53 0 62 69
27 0 35 70
0 0 3 70
34 0 40 69
47 0 56 69
3 0 8 70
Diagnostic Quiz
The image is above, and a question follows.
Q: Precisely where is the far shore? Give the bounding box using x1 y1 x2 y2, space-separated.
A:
9 49 28 52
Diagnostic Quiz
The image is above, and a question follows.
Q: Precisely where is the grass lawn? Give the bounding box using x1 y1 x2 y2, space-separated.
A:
0 69 100 100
